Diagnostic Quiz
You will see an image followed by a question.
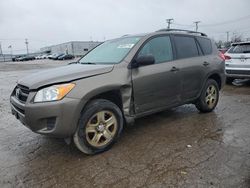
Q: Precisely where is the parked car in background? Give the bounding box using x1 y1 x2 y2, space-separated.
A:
50 53 65 60
26 56 36 61
224 42 250 83
48 54 55 59
58 54 75 60
54 53 65 60
10 29 225 154
35 55 43 60
12 55 22 61
41 54 50 59
36 54 50 59
16 55 35 61
15 56 25 61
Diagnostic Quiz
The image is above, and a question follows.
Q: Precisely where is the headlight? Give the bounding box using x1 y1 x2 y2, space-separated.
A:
34 83 75 102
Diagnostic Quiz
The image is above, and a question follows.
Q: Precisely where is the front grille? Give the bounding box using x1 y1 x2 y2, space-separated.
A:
14 84 30 103
11 102 25 115
226 70 250 75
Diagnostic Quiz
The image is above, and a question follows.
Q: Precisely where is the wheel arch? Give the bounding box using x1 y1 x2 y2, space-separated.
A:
77 84 134 123
196 72 223 101
207 73 222 89
88 89 123 111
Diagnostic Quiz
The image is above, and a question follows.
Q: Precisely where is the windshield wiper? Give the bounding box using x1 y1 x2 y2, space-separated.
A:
80 62 96 65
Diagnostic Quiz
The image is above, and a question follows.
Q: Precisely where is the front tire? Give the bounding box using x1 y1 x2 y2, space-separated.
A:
195 79 219 113
73 99 123 155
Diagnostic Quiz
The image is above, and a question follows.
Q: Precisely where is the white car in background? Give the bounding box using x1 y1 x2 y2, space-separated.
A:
35 55 43 59
225 42 250 83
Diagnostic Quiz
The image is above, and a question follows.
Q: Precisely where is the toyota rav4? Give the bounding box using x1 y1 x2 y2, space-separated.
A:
10 29 226 154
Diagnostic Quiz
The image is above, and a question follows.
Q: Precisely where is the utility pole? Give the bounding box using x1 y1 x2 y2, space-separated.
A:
25 38 29 55
226 31 230 43
166 18 174 29
194 21 201 32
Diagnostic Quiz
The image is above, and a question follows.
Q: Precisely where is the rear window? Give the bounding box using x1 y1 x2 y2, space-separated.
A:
174 36 199 59
196 37 212 55
228 44 250 54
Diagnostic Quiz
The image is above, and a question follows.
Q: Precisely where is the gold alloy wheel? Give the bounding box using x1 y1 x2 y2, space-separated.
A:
205 85 217 109
85 110 118 147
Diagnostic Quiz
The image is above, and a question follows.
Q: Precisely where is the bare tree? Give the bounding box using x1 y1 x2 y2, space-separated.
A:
231 32 243 43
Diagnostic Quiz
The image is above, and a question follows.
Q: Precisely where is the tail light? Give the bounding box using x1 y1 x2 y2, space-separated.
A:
219 52 231 61
219 52 226 61
224 55 231 60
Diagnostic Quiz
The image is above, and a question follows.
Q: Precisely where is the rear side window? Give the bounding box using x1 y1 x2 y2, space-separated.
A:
196 37 212 55
228 44 250 54
138 36 173 64
174 36 199 59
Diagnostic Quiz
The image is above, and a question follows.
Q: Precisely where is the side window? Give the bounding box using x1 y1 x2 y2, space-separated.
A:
138 36 173 64
174 36 199 59
196 37 212 55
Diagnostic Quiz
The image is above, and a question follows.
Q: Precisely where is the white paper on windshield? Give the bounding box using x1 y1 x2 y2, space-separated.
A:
117 44 135 49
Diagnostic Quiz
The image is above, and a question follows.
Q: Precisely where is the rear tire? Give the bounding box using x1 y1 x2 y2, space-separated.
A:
195 79 219 113
73 99 123 155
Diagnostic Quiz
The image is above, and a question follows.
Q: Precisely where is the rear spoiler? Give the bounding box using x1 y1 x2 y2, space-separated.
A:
231 42 250 46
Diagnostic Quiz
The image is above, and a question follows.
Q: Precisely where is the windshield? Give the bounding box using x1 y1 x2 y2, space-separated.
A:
79 36 141 64
228 43 250 54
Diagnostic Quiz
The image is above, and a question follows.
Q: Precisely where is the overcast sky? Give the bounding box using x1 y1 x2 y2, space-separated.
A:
1 0 250 54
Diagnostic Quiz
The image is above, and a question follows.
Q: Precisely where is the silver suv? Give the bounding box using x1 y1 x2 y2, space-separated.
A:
224 42 250 83
10 29 225 154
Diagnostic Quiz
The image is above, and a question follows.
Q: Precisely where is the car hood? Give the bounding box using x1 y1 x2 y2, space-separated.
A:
18 64 114 90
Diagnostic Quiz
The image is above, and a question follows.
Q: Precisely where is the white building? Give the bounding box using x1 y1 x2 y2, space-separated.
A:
40 41 101 56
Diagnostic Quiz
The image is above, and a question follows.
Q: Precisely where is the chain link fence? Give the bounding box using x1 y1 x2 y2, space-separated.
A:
0 54 12 62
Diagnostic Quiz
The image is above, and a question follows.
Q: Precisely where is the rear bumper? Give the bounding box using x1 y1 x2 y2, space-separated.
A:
10 95 82 138
225 69 250 78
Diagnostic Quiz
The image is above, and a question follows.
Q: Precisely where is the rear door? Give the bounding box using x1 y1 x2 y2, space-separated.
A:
172 35 208 101
132 35 181 114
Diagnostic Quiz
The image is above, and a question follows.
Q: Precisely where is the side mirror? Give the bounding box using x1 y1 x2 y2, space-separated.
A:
132 55 155 68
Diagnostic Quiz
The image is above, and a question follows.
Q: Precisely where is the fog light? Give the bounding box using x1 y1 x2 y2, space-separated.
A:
46 117 56 130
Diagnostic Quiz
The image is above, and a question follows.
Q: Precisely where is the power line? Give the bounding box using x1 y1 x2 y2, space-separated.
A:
170 14 250 29
0 38 24 41
205 26 250 37
200 14 250 27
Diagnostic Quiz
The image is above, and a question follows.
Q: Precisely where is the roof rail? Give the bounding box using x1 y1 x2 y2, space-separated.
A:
121 34 130 37
156 29 207 37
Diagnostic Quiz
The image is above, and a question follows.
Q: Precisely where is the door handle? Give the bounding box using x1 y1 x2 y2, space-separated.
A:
170 66 179 72
203 61 210 66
